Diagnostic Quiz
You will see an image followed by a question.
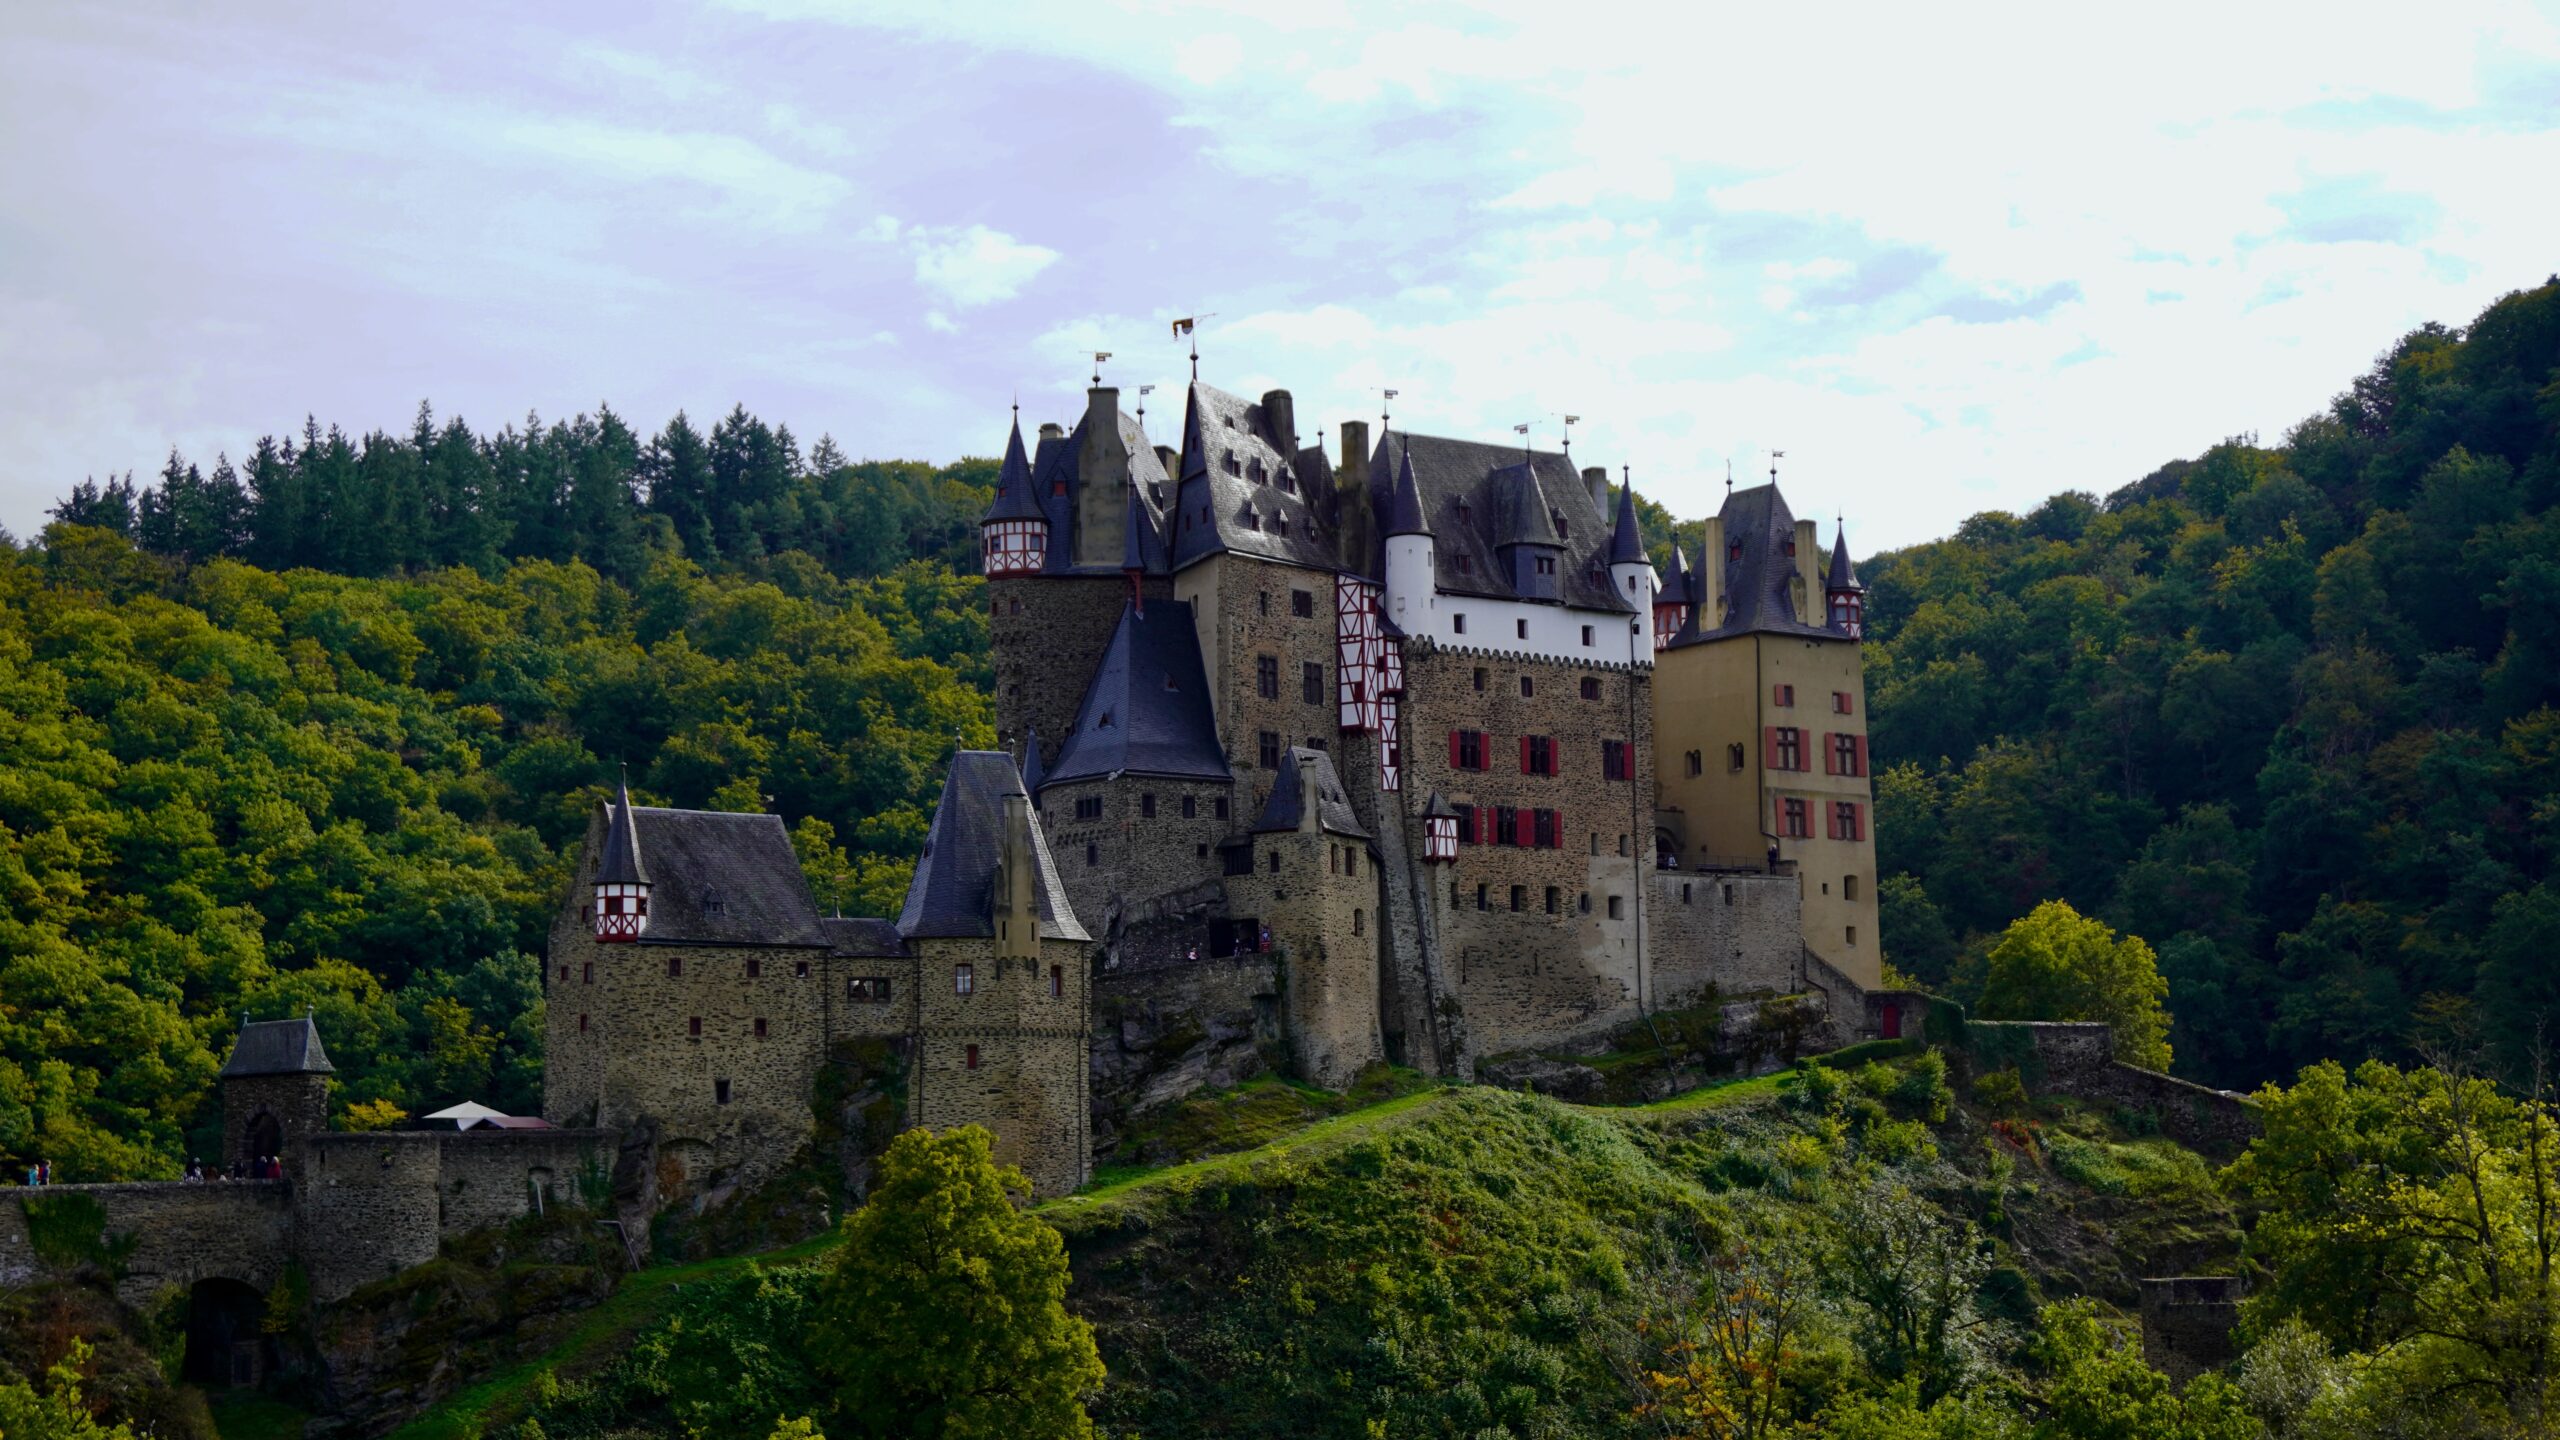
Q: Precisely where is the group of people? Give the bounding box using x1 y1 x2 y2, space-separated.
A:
183 1155 284 1182
18 1159 50 1186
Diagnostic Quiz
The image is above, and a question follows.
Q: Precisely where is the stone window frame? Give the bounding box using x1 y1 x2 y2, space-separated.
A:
952 964 977 996
753 1018 768 1039
847 976 893 1003
1607 895 1624 919
1302 661 1325 706
1519 675 1534 698
1544 885 1559 915
1258 730 1282 768
965 1044 980 1070
715 1078 732 1105
1049 965 1064 998
1256 654 1280 699
1141 793 1157 818
1581 625 1594 647
688 1016 702 1038
1452 611 1467 632
1291 588 1315 618
1182 795 1198 818
1509 884 1526 912
746 958 762 978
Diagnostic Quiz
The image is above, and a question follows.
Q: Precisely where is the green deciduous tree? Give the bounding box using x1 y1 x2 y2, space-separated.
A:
811 1126 1103 1440
1972 901 2174 1070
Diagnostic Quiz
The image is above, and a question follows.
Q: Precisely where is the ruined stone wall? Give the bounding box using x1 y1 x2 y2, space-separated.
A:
431 1129 609 1239
1397 640 1657 1058
542 807 612 1130
2140 1277 2246 1387
1963 1021 2261 1158
593 941 836 1199
0 1182 295 1309
1090 953 1282 1143
991 574 1149 764
908 935 1091 1197
1037 775 1232 944
1648 868 1804 1006
296 1133 444 1301
1227 828 1384 1090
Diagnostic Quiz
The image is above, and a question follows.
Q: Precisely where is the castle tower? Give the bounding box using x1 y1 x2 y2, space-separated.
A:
1229 748 1384 1090
221 1016 333 1178
1826 523 1866 639
1608 479 1658 653
593 772 650 942
1652 484 1880 989
897 751 1094 1196
981 413 1048 578
1381 441 1433 629
1072 386 1133 568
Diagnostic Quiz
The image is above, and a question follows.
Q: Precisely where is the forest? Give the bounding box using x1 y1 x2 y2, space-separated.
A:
7 278 2557 1183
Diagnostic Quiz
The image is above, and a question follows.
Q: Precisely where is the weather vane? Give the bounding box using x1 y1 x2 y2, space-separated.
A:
1770 448 1786 484
1381 387 1399 432
1090 351 1113 387
1560 414 1580 456
1171 314 1215 380
1137 383 1155 433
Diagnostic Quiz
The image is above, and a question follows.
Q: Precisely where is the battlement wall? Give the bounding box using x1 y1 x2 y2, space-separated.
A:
430 1129 609 1237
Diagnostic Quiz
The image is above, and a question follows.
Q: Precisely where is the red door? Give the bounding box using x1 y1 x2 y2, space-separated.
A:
1879 1004 1902 1040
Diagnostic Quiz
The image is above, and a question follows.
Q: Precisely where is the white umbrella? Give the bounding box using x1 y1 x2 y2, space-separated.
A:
421 1101 509 1129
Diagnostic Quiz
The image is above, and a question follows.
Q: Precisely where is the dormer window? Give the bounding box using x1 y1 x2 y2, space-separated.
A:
1784 539 1797 556
1225 452 1243 477
1454 555 1473 575
1729 542 1743 561
1245 508 1262 532
1552 511 1567 537
1098 710 1115 729
1150 482 1164 504
1274 515 1290 536
701 889 727 917
1248 457 1264 483
1535 556 1556 575
1455 501 1472 524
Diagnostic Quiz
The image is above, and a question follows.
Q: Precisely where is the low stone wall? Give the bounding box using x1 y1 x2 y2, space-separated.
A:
2140 1277 2245 1386
1963 1021 2260 1157
0 1181 296 1308
431 1129 609 1237
1090 954 1283 1156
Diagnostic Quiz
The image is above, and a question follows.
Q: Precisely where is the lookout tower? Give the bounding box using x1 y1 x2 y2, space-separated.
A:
593 773 650 941
221 1016 334 1178
981 413 1048 577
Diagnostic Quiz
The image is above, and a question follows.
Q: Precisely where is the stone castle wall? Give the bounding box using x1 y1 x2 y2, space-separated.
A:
293 1133 444 1301
221 1072 330 1179
1176 554 1339 785
1648 868 1804 1006
1038 775 1232 944
1090 952 1281 1151
0 1182 295 1309
991 574 1147 764
908 935 1091 1196
432 1129 610 1238
1963 1021 2260 1157
1226 826 1385 1090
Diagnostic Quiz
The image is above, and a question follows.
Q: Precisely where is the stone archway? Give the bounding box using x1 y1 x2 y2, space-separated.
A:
243 1111 283 1169
182 1277 268 1389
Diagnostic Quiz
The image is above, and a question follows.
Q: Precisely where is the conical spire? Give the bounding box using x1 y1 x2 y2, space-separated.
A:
1609 477 1648 565
1020 727 1045 796
1827 522 1861 591
1663 541 1694 604
1122 487 1153 574
597 769 648 885
1383 438 1429 537
984 410 1043 522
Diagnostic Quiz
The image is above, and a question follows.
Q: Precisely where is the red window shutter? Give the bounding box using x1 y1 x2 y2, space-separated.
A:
1854 735 1868 775
1852 803 1865 841
1821 733 1835 776
1763 726 1779 769
1549 740 1560 776
1520 735 1532 773
1774 796 1786 834
1828 803 1842 840
1449 730 1462 768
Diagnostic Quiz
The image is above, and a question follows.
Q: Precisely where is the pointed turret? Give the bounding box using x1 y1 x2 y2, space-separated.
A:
1382 438 1437 624
1383 441 1429 537
1826 522 1866 639
981 410 1050 577
1019 726 1046 798
1607 477 1658 647
593 770 652 941
1419 791 1460 862
1608 479 1648 566
1653 541 1694 651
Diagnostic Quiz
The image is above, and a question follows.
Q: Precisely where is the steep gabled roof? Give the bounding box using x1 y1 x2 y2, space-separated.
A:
1045 601 1232 786
616 807 832 946
1251 747 1370 839
222 1016 335 1077
898 751 1087 942
1661 542 1694 605
1827 523 1862 591
1034 407 1173 576
1383 440 1428 537
1019 725 1046 796
1121 488 1167 574
1677 482 1839 643
983 413 1044 524
1170 381 1339 572
1364 431 1629 611
1609 480 1649 566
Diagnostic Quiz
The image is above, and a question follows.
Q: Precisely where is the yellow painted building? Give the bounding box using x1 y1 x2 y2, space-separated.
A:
1652 482 1880 989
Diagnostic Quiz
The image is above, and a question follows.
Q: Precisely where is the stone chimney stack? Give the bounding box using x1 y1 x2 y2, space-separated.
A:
1336 420 1376 574
1582 465 1608 511
998 790 1039 959
1261 390 1296 456
1295 751 1323 835
1039 422 1064 441
1154 444 1179 477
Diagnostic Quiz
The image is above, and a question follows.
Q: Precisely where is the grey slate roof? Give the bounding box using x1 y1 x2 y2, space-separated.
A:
823 915 908 958
1609 481 1648 566
898 751 1088 942
1121 488 1168 574
1492 460 1564 549
1019 726 1046 796
1044 601 1232 786
222 1017 335 1077
1033 406 1173 576
1170 382 1340 572
1827 524 1862 591
1675 482 1843 644
1365 431 1630 611
983 414 1044 524
1420 790 1458 819
1383 440 1428 537
1661 543 1694 606
619 807 832 946
597 774 648 885
1251 747 1370 839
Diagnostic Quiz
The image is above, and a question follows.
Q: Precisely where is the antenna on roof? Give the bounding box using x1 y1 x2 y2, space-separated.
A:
1090 352 1113 387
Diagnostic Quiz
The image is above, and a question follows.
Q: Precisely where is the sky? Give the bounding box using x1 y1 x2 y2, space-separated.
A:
4 2 2557 551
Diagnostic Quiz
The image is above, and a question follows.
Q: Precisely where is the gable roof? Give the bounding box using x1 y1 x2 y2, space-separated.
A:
222 1017 335 1077
1382 439 1428 537
1677 482 1842 643
608 807 832 946
1033 406 1174 576
898 751 1087 942
1044 600 1232 786
1609 480 1649 566
1251 747 1370 839
1170 381 1340 572
1366 431 1630 611
1661 542 1694 605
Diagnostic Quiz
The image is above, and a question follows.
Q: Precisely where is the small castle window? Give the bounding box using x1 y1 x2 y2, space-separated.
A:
1452 612 1467 633
1141 793 1157 818
688 1016 702 1037
715 1078 731 1105
1579 893 1591 914
1535 556 1556 576
1516 618 1529 639
582 962 593 983
1729 542 1742 561
1353 909 1365 935
1182 795 1197 818
1551 510 1567 537
558 964 568 982
1607 895 1624 919
1724 884 1735 905
578 1013 589 1032
1456 501 1472 524
1581 677 1600 700
1784 538 1797 557
1847 925 1858 947
1454 555 1473 575
745 958 762 978
1476 883 1489 910
1268 850 1281 873
1687 749 1703 777
1245 509 1262 532
1225 453 1243 477
1683 883 1692 903
1049 964 1063 998
1509 885 1525 912
1098 709 1114 729
667 956 683 978
965 1044 980 1070
1257 655 1280 698
702 890 727 916
848 977 892 1002
1258 731 1281 768
1292 589 1314 618
1303 662 1324 705
1086 843 1099 867
1215 798 1229 819
1472 667 1486 691
954 964 974 996
1275 515 1290 536
1544 886 1559 915
1519 676 1534 698
795 960 810 978
1249 457 1264 483
1844 874 1861 901
1728 742 1746 772
753 1018 768 1039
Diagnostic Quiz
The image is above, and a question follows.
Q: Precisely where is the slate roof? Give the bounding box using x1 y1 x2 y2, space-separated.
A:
222 1017 335 1077
597 774 648 886
1365 431 1630 611
1170 382 1340 572
898 751 1088 942
1609 480 1649 566
823 915 908 958
1044 601 1232 786
1420 791 1458 819
1031 403 1174 576
619 807 832 946
1382 440 1428 537
1019 726 1046 796
1251 747 1370 839
1827 524 1862 591
1661 543 1694 606
983 414 1044 524
1121 488 1168 574
1675 482 1843 643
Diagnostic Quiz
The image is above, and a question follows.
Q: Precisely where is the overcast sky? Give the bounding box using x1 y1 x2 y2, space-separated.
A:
5 2 2556 550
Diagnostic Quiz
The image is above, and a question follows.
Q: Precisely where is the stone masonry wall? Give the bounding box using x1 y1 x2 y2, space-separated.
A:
0 1182 295 1309
909 935 1092 1197
1179 554 1339 788
1648 868 1803 1006
1963 1021 2261 1158
1090 953 1281 1150
1038 775 1232 945
295 1133 444 1301
1227 827 1385 1090
1397 639 1658 1058
222 1071 331 1180
541 807 612 1130
432 1129 609 1238
991 574 1153 765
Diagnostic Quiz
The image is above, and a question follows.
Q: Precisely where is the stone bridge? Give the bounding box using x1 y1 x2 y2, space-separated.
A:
0 1181 295 1309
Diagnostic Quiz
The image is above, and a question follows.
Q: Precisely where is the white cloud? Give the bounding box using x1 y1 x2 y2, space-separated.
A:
910 224 1060 309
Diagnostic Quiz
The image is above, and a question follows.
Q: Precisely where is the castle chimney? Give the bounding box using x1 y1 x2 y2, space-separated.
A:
1154 443 1178 477
1295 751 1322 835
1336 420 1376 574
1582 465 1607 510
1261 390 1296 458
998 790 1039 959
1084 386 1120 439
1039 422 1064 441
1339 419 1370 476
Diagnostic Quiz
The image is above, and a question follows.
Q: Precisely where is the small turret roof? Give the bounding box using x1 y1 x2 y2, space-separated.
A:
1251 748 1370 839
984 413 1044 524
1492 460 1564 549
1609 479 1648 566
1420 791 1458 819
1019 726 1046 795
1662 543 1694 605
1827 523 1862 591
898 751 1087 942
222 1016 335 1077
597 772 648 886
1383 440 1428 537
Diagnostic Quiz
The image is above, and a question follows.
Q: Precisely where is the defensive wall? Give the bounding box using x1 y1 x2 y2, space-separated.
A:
0 1181 295 1309
1958 1020 2260 1157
